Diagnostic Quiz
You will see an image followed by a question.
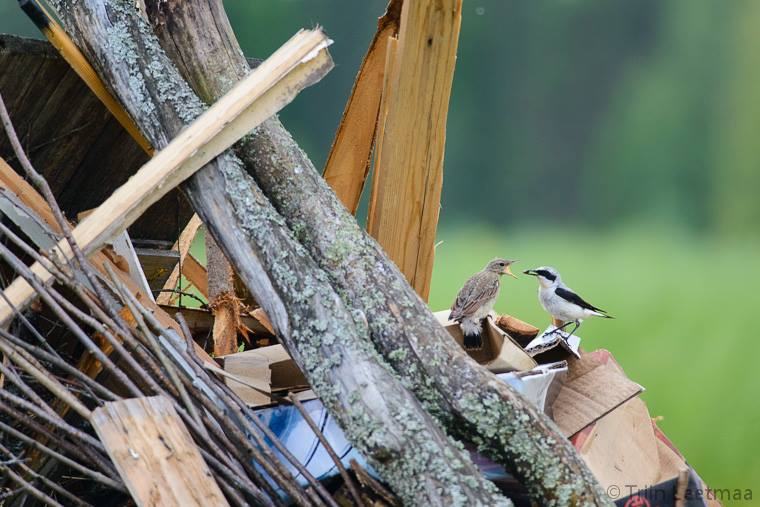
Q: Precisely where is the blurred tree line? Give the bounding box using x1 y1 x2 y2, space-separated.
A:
1 0 757 236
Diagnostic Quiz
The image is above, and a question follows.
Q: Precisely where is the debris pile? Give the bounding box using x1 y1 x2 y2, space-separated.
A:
444 314 722 507
0 0 722 506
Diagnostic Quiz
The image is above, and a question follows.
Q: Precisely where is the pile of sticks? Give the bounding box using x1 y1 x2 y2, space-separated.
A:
0 0 613 505
0 89 374 505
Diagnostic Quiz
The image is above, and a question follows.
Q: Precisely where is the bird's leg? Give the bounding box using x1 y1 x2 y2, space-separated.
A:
563 321 581 341
546 321 573 336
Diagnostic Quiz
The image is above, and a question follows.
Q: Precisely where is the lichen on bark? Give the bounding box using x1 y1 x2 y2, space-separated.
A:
51 0 512 503
139 1 612 505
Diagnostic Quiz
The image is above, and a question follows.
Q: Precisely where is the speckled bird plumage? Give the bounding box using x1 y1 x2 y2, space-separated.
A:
450 258 516 349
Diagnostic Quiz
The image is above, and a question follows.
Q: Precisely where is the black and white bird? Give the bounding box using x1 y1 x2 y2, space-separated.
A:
450 258 517 349
523 266 612 338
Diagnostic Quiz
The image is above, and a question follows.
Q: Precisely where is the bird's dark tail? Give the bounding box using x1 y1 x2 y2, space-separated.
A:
463 333 483 350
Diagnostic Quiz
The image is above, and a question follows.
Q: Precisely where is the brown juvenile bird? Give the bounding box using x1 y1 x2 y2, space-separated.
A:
449 258 518 349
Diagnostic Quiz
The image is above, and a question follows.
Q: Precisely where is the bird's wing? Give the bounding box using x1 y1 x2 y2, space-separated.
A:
555 286 607 314
449 274 499 321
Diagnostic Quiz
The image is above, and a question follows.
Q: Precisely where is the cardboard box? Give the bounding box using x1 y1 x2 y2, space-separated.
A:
551 349 644 437
571 396 722 507
494 314 540 345
524 326 582 364
435 310 537 373
219 344 308 406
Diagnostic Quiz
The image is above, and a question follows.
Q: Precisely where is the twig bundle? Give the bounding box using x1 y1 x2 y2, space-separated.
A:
0 89 355 507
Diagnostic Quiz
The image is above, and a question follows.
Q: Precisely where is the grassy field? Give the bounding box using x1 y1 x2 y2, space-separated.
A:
429 224 759 496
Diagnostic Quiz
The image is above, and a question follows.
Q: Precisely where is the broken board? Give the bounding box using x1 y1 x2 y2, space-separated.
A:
91 396 228 507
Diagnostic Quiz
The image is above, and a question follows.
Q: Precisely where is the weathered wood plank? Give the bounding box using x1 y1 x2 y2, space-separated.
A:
0 30 334 325
322 0 401 214
366 0 463 300
0 34 180 242
91 396 228 507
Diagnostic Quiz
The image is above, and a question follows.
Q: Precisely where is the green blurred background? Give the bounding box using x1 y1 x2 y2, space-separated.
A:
2 0 758 498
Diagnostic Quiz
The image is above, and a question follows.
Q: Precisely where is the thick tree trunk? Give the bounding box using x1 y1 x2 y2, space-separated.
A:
49 1 510 504
144 1 611 505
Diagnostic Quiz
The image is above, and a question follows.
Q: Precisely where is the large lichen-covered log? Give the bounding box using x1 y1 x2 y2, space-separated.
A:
48 1 511 504
143 1 611 505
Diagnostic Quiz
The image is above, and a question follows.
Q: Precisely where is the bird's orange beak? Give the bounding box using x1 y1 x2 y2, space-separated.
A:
503 263 518 279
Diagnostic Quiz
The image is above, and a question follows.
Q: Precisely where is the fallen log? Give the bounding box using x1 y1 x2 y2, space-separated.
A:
143 0 610 505
50 1 509 504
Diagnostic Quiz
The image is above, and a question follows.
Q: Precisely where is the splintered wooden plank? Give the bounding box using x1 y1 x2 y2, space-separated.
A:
91 396 228 507
181 254 208 298
367 0 462 301
0 29 333 325
157 214 203 305
322 0 402 214
366 36 398 232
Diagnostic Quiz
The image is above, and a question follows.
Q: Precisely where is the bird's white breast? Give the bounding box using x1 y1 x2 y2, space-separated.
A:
539 286 586 322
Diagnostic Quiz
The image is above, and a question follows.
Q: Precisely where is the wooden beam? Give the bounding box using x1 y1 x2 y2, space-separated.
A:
160 306 272 336
181 254 208 298
91 396 228 507
206 233 239 356
366 0 463 301
0 29 333 325
156 214 202 305
322 0 401 214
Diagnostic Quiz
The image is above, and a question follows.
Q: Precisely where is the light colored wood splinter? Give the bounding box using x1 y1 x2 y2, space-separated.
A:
157 214 203 305
322 0 401 214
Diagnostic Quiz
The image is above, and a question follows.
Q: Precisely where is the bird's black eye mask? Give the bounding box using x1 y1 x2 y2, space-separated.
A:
537 270 556 281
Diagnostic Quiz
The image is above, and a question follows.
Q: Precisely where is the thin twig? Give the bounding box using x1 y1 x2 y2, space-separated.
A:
0 464 66 507
0 442 93 507
289 393 365 507
0 419 124 491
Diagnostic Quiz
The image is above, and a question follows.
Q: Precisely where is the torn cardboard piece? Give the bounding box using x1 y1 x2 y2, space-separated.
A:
435 310 537 373
551 348 644 437
572 395 722 507
571 397 661 491
525 326 581 364
219 344 308 406
498 361 567 416
494 314 539 346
